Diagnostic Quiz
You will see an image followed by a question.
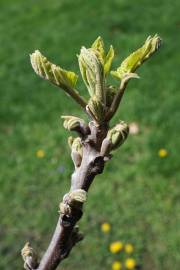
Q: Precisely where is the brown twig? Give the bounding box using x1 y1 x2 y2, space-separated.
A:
22 122 109 270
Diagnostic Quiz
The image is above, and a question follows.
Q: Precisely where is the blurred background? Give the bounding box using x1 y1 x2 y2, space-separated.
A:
0 0 180 269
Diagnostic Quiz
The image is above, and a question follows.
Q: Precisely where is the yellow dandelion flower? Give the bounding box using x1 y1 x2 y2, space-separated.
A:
36 149 45 158
125 258 136 269
101 222 111 233
158 148 168 158
112 261 122 270
125 243 134 254
110 241 123 254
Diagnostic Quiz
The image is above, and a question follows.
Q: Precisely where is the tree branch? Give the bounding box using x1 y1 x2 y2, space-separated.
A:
24 35 161 270
22 122 109 270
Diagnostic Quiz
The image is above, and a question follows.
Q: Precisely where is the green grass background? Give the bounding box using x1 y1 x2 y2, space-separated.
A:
0 0 180 269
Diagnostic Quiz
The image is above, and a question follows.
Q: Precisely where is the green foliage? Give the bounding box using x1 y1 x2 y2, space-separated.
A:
91 36 115 75
104 46 115 75
31 35 160 124
78 46 104 98
111 34 161 80
30 50 78 89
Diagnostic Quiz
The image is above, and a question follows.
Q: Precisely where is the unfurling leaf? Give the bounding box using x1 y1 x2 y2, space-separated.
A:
78 47 104 102
104 46 115 75
91 36 115 75
107 121 129 150
91 36 105 64
30 50 78 89
61 116 86 131
111 34 162 80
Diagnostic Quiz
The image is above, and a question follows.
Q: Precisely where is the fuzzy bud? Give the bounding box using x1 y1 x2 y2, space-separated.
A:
107 121 129 150
78 47 105 103
62 116 86 131
68 189 87 204
21 242 38 270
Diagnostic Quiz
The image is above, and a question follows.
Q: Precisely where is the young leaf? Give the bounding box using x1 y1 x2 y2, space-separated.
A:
78 47 104 102
111 34 162 80
104 45 115 75
91 36 105 64
30 50 78 89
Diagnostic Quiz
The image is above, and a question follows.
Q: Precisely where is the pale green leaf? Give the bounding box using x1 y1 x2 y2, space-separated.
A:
78 46 104 101
59 69 78 88
91 36 105 63
110 70 121 80
107 121 129 150
111 34 162 80
30 50 78 89
91 37 115 76
104 45 115 75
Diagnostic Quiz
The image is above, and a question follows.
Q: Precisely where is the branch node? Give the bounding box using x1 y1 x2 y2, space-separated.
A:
71 225 84 243
59 190 87 227
61 115 90 137
68 189 87 204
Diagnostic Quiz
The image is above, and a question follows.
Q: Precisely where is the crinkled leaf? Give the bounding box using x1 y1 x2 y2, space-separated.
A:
107 121 129 150
111 34 162 80
78 47 104 101
61 115 85 131
104 45 115 75
78 54 89 87
58 68 78 88
30 50 78 89
91 36 105 63
91 37 115 76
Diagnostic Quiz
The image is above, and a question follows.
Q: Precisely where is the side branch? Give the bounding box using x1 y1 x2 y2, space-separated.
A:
105 73 139 121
